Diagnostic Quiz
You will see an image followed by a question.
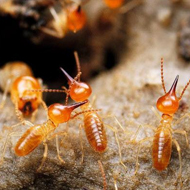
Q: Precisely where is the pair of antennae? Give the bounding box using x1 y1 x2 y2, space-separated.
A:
27 51 82 98
160 58 190 100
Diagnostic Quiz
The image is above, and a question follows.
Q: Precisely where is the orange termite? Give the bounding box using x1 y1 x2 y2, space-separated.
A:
29 52 125 167
40 2 86 38
1 100 88 170
0 61 47 121
59 52 125 169
135 58 190 184
60 67 107 153
40 7 68 38
60 59 107 154
0 61 33 107
66 5 86 33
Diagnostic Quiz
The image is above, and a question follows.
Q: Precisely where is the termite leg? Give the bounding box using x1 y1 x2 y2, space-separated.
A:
55 134 65 164
0 121 34 165
41 99 48 111
37 141 48 172
151 106 161 120
134 137 153 175
0 132 15 165
130 125 142 143
98 160 107 190
47 131 68 164
174 129 189 148
142 124 157 131
15 102 24 122
40 27 63 38
79 124 84 164
91 95 97 107
172 138 183 188
105 124 127 170
40 7 63 38
131 124 156 143
173 112 190 126
113 174 118 190
0 79 11 109
31 109 38 122
101 115 128 134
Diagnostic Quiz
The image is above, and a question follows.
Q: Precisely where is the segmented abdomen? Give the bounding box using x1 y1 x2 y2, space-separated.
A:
84 112 107 153
152 126 172 171
15 120 56 156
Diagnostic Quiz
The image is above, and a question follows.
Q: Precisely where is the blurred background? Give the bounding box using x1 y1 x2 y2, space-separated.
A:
0 0 134 104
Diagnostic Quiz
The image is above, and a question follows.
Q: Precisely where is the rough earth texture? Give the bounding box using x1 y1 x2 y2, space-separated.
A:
1 0 190 189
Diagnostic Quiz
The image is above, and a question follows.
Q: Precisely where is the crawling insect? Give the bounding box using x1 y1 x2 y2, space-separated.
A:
1 100 88 170
60 54 108 154
0 61 33 93
135 58 190 184
66 5 86 33
29 52 126 167
41 2 87 38
0 61 47 121
59 52 126 169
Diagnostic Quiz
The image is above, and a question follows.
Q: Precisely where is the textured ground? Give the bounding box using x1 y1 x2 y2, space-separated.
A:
1 0 190 189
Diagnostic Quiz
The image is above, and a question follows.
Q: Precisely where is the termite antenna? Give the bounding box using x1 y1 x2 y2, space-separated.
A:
179 78 190 100
74 51 81 82
98 160 107 190
27 89 66 93
161 58 166 94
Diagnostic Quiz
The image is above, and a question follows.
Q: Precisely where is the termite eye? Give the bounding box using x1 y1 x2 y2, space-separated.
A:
70 82 92 102
157 75 179 114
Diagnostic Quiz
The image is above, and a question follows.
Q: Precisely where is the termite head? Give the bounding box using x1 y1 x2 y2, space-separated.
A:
11 76 42 115
67 5 86 32
60 68 92 102
103 0 124 9
157 75 179 114
48 100 88 124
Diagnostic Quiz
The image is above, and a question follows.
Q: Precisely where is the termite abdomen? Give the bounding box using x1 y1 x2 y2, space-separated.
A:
15 120 56 156
152 127 172 171
84 112 107 153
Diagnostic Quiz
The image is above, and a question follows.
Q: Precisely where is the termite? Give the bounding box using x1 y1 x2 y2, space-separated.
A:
0 61 33 103
66 5 86 33
0 61 47 121
60 66 108 153
40 2 87 38
59 51 126 168
1 100 88 170
134 58 190 184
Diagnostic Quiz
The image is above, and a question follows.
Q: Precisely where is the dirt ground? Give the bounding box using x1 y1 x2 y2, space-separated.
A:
1 0 190 189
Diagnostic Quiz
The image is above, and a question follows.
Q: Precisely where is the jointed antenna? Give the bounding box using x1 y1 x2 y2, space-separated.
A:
179 79 190 100
74 51 81 82
161 58 166 94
